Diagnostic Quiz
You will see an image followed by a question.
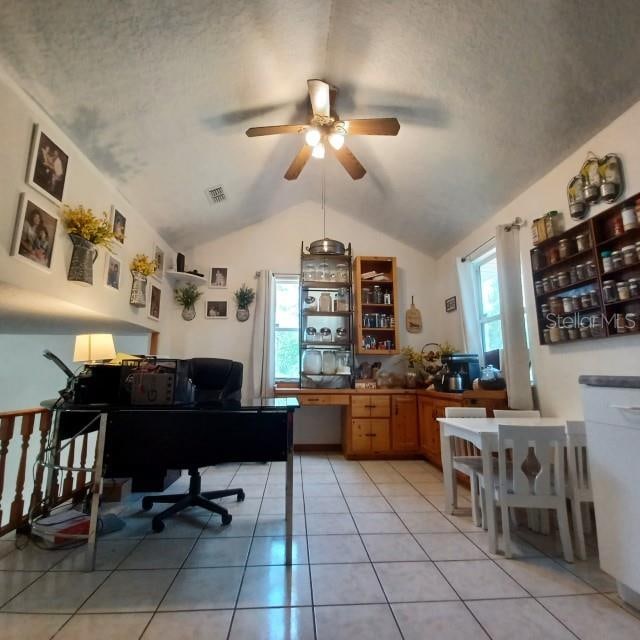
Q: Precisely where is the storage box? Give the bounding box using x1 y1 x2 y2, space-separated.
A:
101 477 132 503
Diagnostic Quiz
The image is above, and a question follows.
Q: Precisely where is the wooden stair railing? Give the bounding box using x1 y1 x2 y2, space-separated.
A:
0 407 93 537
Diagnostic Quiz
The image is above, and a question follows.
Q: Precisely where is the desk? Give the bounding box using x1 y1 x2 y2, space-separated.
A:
51 398 299 569
437 417 566 554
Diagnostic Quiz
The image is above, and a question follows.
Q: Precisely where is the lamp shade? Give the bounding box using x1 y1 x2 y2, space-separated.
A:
73 334 116 362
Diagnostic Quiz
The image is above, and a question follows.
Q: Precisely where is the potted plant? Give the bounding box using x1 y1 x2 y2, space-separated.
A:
233 283 255 322
62 205 114 285
174 283 203 321
400 346 426 388
129 253 157 307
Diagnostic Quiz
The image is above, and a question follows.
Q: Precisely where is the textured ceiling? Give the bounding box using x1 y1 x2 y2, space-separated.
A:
1 1 640 256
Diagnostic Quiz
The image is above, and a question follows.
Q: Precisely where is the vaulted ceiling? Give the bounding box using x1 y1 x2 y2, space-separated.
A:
1 1 640 255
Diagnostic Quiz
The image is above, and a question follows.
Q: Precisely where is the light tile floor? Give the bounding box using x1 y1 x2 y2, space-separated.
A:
1 455 639 639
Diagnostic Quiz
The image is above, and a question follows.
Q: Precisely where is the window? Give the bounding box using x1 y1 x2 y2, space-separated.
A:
274 274 300 381
474 248 503 354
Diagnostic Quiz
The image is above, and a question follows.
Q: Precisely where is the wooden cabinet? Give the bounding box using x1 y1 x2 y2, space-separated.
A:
349 418 390 455
351 395 390 418
391 395 418 452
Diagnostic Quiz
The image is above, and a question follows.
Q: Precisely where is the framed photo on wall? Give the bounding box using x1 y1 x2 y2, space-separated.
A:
205 300 228 319
111 206 126 245
153 245 165 281
26 124 69 204
149 284 161 320
445 296 457 313
11 193 58 272
209 267 228 289
105 254 121 291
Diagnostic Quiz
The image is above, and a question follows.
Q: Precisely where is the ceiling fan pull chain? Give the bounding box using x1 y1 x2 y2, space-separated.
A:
322 166 326 238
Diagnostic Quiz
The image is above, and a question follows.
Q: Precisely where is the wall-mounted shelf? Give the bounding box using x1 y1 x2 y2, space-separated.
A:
165 270 207 286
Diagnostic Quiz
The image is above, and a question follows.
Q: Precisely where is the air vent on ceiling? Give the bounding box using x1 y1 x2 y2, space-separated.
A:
206 185 226 204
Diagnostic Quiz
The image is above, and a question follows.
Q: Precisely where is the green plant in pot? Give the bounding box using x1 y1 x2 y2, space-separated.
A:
62 205 114 285
233 283 255 322
129 253 157 308
175 283 203 321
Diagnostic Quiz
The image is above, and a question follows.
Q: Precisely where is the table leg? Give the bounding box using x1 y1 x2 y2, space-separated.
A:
440 427 457 514
85 413 107 571
481 434 498 554
285 411 294 566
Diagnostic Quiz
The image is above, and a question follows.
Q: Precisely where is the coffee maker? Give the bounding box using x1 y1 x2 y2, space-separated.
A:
440 354 480 392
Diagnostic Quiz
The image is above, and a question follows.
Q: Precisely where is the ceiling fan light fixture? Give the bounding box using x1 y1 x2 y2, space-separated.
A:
311 142 325 159
305 128 321 147
328 131 345 150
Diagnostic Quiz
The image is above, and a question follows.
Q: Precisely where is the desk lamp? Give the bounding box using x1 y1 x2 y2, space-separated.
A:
73 334 116 364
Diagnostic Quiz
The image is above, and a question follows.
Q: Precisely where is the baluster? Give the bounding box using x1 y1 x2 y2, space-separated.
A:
77 433 89 489
0 416 16 529
62 437 76 497
9 414 35 529
29 411 52 515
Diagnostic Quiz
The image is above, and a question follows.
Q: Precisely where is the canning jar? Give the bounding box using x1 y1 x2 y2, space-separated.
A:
601 251 613 273
541 303 550 315
627 313 639 332
558 238 571 259
612 250 623 270
586 261 597 278
549 296 563 314
549 326 561 343
543 329 551 344
336 262 349 282
373 285 383 304
568 327 579 340
562 297 574 313
622 245 636 266
362 287 372 304
603 280 618 303
557 271 570 287
615 313 627 334
532 249 544 271
569 266 578 283
383 292 392 304
581 293 592 309
622 206 638 231
617 281 630 300
303 262 316 281
573 295 581 311
548 246 560 264
589 289 599 307
579 325 591 339
575 264 586 281
628 278 639 298
575 233 589 252
613 216 624 236
550 274 560 289
542 277 552 293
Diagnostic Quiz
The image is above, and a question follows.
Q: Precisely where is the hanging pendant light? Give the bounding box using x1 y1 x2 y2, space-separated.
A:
312 142 326 159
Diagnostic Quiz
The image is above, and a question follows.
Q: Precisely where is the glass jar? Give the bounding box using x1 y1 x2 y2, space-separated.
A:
336 262 349 282
335 351 351 374
317 261 330 281
302 349 322 374
568 266 578 283
615 313 627 334
541 303 550 315
334 288 349 311
617 281 630 300
321 350 336 375
627 313 639 333
603 280 618 303
628 278 639 298
549 326 561 343
575 233 589 252
562 297 574 313
613 216 624 236
622 245 637 266
579 325 591 339
580 293 592 309
601 251 613 273
383 292 392 305
542 277 552 293
591 314 606 337
549 296 563 314
319 292 332 313
531 249 544 271
586 261 597 278
572 295 581 311
558 238 571 259
575 264 586 281
550 274 560 289
320 326 332 342
589 289 599 307
622 206 638 231
303 262 316 282
543 329 551 344
568 327 579 340
612 250 623 270
548 246 560 264
373 285 383 304
557 271 570 287
335 327 348 343
362 287 373 304
559 328 569 342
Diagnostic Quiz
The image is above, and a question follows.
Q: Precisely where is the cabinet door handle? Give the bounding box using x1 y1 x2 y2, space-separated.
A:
364 404 375 409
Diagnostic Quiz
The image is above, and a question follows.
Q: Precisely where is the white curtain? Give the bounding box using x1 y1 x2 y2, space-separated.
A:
456 257 483 362
250 270 275 398
496 225 533 409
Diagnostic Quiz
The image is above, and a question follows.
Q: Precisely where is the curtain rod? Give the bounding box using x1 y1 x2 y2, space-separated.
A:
460 217 525 262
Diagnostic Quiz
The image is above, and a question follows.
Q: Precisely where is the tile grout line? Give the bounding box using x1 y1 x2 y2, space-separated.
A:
300 456 318 640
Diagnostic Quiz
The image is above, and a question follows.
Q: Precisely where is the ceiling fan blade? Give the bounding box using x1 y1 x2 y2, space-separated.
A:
307 79 330 118
246 124 308 137
344 118 400 136
284 144 312 180
331 145 366 180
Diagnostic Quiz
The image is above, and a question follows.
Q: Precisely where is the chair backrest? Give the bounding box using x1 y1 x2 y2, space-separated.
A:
493 409 541 419
498 424 566 500
190 358 243 403
566 420 591 497
444 407 487 418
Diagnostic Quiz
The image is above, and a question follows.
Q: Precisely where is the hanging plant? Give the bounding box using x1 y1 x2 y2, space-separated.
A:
61 205 114 285
233 283 255 322
175 283 203 321
129 253 157 307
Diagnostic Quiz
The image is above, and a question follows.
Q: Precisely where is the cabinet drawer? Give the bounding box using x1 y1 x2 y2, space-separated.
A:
351 395 391 417
369 395 390 418
351 395 372 417
299 394 349 406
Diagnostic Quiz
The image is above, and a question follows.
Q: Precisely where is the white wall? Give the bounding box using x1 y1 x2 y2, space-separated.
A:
0 66 177 354
433 99 640 419
171 203 438 442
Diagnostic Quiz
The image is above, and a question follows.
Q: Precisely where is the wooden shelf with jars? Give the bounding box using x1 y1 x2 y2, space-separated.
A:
354 256 400 355
530 191 640 345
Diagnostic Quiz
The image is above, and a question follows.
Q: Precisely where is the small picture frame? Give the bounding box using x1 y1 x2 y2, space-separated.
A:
148 284 161 320
205 300 228 319
11 194 58 272
26 124 69 204
445 296 457 313
105 254 121 291
153 245 165 281
111 206 126 245
209 267 228 289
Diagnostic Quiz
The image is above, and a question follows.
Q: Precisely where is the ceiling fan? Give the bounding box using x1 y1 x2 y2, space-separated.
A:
245 79 400 181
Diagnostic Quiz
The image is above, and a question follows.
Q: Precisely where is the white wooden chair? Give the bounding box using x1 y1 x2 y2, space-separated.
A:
493 410 542 419
444 407 486 526
566 420 593 560
493 424 573 562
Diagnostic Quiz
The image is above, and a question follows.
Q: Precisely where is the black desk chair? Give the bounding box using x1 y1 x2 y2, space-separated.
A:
142 358 245 532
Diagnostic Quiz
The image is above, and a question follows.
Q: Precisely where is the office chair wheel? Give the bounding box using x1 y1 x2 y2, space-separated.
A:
221 513 232 526
151 518 165 533
142 497 154 511
237 490 245 502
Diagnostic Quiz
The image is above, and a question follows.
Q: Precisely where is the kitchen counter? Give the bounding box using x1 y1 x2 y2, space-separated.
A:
578 375 640 388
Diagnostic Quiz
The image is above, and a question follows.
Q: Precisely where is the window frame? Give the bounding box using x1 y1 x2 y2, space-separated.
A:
473 246 503 355
273 273 300 383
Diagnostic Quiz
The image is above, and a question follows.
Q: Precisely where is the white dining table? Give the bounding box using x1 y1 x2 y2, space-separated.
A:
437 416 567 554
